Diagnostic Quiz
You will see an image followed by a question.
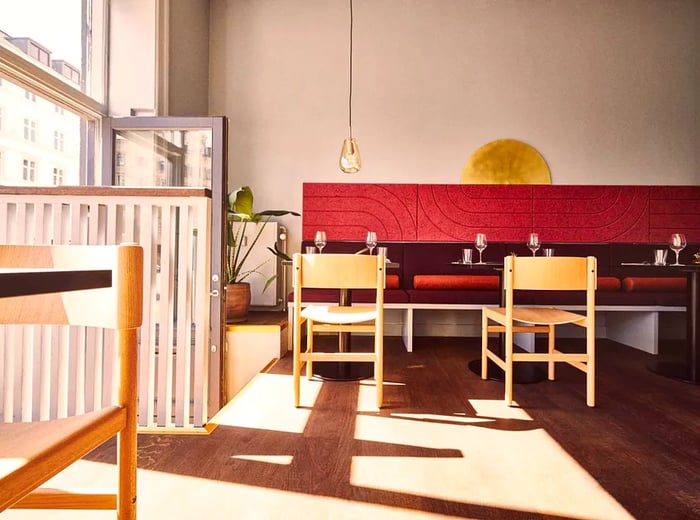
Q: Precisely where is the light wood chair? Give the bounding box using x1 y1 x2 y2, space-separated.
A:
0 244 143 518
482 255 597 407
292 253 385 408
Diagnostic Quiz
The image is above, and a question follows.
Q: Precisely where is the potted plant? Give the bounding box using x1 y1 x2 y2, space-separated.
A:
225 186 300 322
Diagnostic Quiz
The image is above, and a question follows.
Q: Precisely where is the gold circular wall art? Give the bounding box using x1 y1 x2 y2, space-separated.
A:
461 139 551 184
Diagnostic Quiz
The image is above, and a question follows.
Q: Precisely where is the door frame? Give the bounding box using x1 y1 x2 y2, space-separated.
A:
101 115 228 413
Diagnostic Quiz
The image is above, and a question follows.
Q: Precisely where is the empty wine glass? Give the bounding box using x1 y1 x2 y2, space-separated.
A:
366 231 377 255
669 233 686 265
527 233 541 256
314 230 327 254
474 233 487 264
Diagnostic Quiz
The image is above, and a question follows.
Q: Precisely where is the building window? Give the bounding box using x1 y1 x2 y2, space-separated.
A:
0 2 107 186
23 119 37 142
54 130 65 151
22 159 36 182
116 152 125 166
53 167 64 185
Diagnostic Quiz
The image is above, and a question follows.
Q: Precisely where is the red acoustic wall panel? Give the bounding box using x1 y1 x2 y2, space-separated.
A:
532 185 650 242
302 183 418 241
416 184 533 241
303 183 700 243
649 186 700 242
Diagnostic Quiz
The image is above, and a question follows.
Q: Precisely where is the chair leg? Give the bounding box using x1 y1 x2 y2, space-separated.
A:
548 324 556 381
375 334 383 408
505 328 514 406
305 319 314 380
293 325 301 407
587 329 596 407
481 310 488 379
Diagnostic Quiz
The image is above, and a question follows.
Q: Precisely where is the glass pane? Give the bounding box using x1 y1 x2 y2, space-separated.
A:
114 129 213 188
0 76 83 186
0 0 103 98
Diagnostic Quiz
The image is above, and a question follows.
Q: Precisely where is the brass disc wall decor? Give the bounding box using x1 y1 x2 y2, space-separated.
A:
461 139 551 184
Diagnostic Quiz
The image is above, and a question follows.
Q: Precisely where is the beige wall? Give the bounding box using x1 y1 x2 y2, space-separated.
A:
208 0 698 247
169 0 210 116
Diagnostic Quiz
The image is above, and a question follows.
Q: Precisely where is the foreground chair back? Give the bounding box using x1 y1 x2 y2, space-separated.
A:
481 255 597 407
0 244 143 518
292 253 385 408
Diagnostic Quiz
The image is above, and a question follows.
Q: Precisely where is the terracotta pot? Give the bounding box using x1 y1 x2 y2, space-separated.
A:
225 283 251 323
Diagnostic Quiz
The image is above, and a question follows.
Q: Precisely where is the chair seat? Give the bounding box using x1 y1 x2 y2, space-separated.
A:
486 306 585 325
301 305 378 324
0 407 125 501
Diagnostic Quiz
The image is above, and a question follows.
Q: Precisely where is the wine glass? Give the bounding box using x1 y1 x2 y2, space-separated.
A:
366 231 377 255
669 233 686 265
314 230 327 254
527 233 541 256
474 233 487 264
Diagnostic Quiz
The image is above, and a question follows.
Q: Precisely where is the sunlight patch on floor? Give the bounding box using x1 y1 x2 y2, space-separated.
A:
212 373 321 433
351 413 634 520
1 461 462 520
230 454 293 465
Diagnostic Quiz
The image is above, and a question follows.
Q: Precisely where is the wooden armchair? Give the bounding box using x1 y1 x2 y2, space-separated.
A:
0 244 143 518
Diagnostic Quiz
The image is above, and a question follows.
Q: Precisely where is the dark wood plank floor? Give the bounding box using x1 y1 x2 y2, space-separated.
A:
16 336 697 519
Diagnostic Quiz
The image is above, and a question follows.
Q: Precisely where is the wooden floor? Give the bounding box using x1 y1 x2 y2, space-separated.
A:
4 337 699 519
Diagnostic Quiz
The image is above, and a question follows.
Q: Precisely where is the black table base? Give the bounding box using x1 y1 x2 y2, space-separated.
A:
468 358 546 383
648 358 700 385
313 361 374 381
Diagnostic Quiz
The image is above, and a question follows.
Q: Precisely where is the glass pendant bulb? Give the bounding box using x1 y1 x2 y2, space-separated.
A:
339 137 361 173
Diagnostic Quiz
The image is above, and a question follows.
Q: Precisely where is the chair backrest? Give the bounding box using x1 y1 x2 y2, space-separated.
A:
505 255 597 292
0 244 143 330
293 253 386 291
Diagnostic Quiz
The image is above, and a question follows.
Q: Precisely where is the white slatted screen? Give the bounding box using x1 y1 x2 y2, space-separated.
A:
0 190 211 430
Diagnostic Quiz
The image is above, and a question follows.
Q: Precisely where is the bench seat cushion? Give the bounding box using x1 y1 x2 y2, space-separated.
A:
622 277 686 292
597 276 622 291
413 275 500 290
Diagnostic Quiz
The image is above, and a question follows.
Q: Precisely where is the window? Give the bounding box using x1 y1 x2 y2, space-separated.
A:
23 119 37 142
52 167 64 185
0 1 107 186
54 130 64 151
22 159 36 182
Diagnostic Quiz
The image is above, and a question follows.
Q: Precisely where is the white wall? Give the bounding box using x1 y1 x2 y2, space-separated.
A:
207 0 698 249
109 0 157 115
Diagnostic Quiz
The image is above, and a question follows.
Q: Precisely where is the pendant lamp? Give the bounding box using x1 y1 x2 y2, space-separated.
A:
339 0 361 173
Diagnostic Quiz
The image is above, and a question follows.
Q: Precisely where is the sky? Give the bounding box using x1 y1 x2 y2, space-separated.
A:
0 0 82 66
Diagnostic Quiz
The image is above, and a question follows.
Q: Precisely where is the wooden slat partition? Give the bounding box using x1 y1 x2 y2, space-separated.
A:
0 187 212 430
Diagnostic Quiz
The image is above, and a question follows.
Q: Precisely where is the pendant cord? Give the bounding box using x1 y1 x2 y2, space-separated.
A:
348 0 354 138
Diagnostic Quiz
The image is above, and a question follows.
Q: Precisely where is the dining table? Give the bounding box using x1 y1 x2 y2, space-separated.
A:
613 262 700 385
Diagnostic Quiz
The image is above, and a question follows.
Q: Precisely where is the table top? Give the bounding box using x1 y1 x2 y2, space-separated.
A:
0 268 112 298
449 261 504 268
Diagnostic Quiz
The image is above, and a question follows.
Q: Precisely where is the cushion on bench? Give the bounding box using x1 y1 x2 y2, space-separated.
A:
386 274 400 289
597 276 622 291
413 275 500 290
622 277 686 292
